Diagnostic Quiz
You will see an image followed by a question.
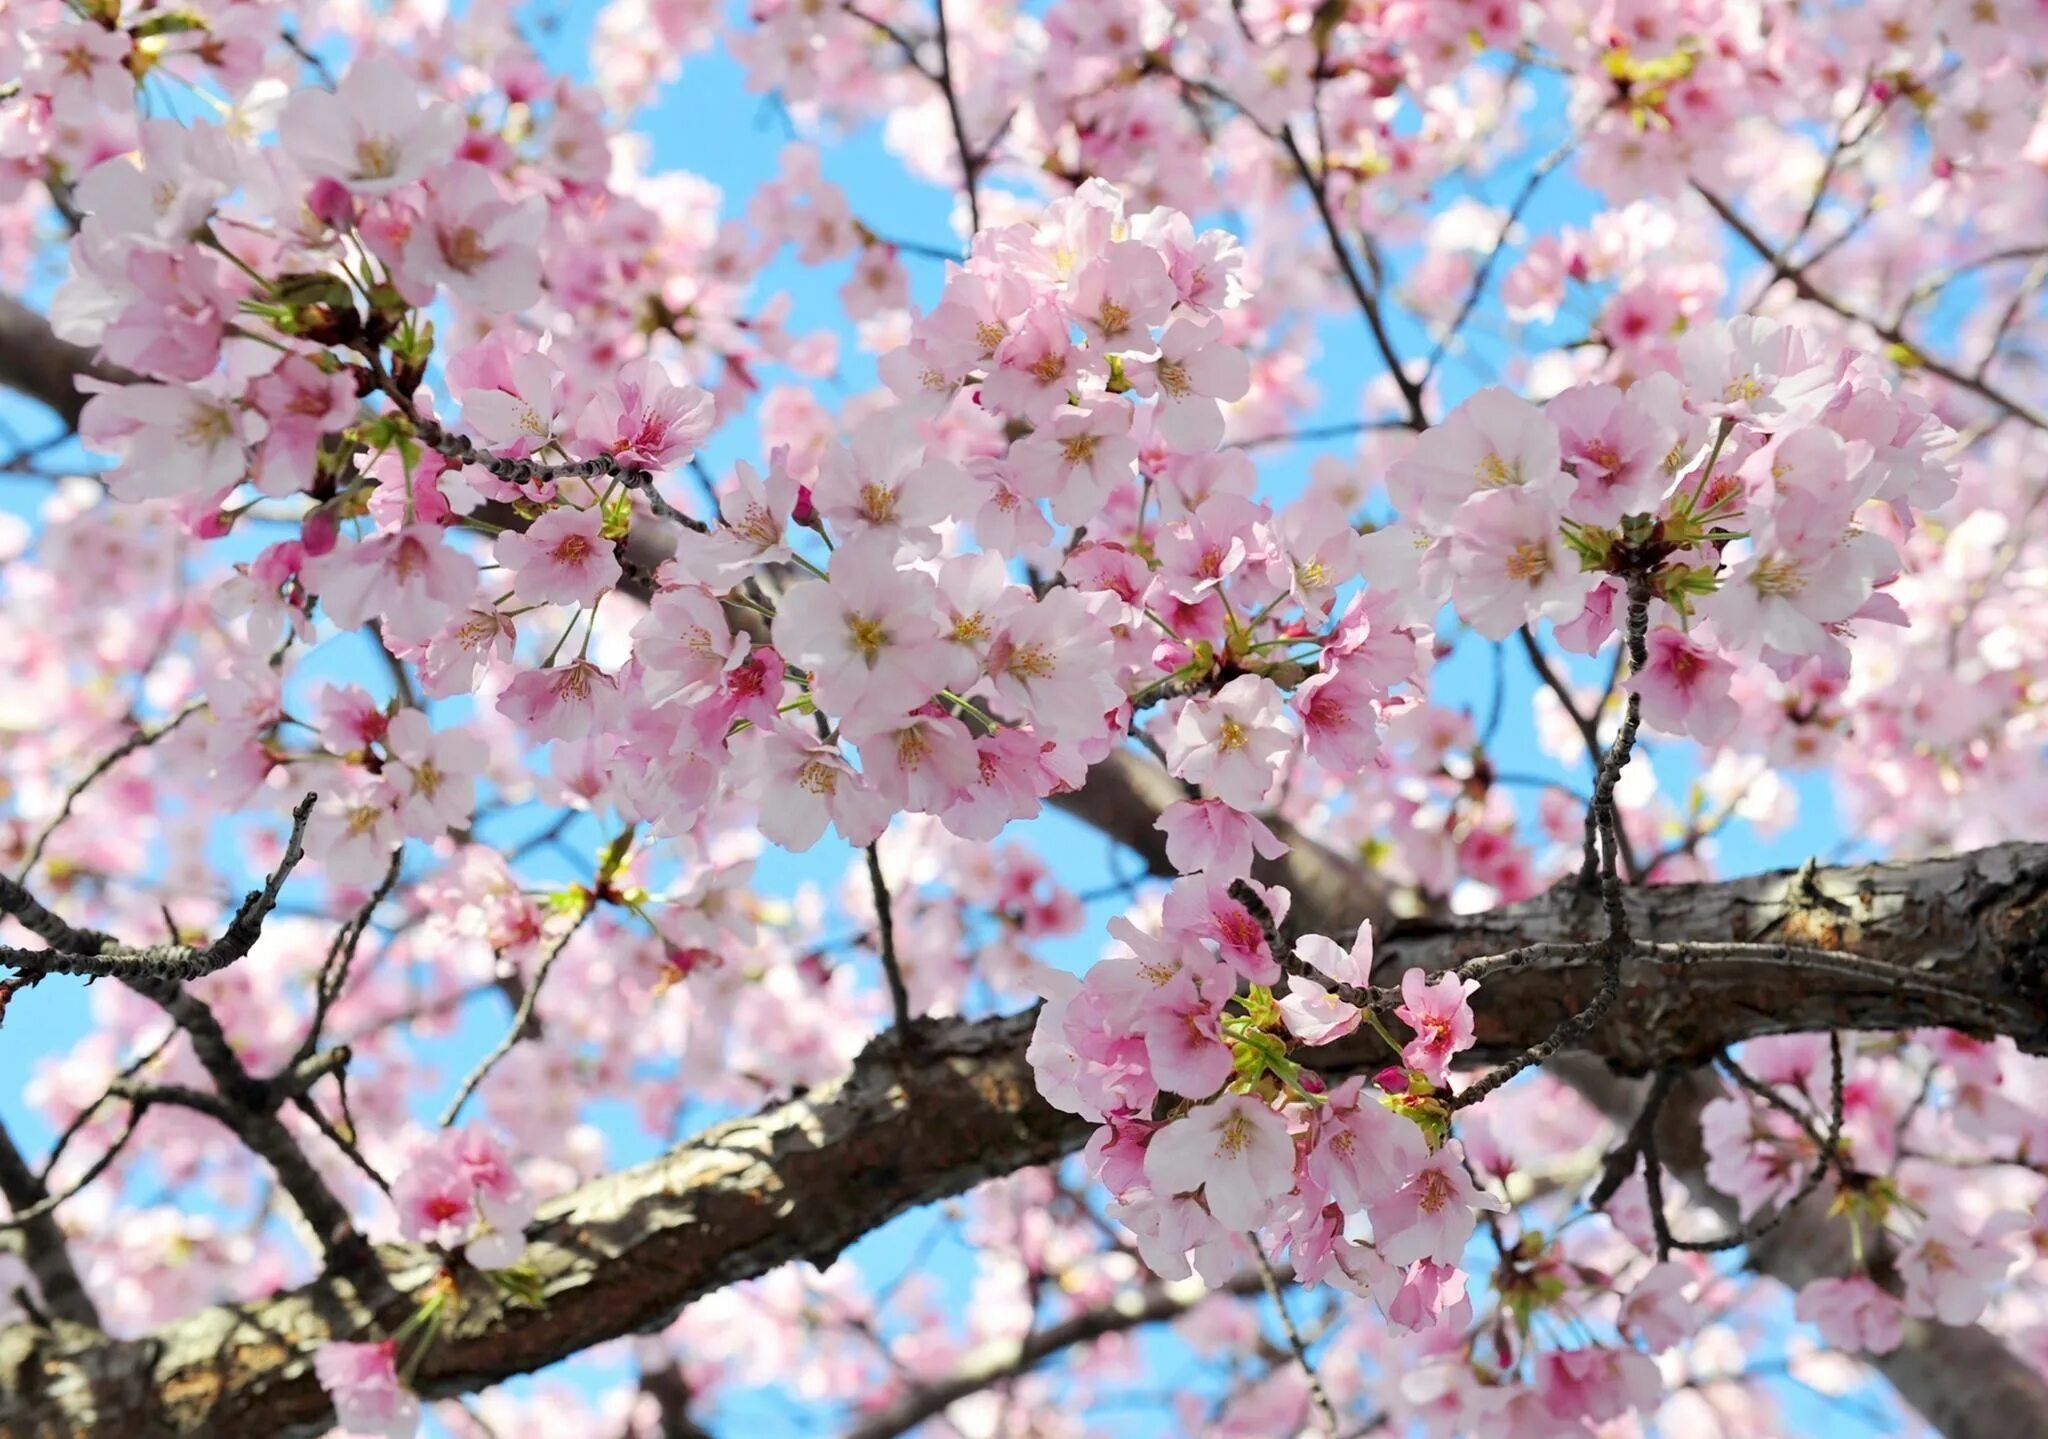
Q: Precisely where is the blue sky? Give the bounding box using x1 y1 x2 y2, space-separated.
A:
0 4 1891 1434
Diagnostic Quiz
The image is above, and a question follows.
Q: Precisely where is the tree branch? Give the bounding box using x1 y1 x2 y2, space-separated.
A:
0 295 116 430
1694 184 2048 433
842 1271 1266 1439
0 1120 101 1330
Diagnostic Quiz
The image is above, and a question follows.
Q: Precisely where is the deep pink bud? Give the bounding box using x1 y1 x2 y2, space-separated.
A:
1297 1069 1327 1096
791 485 819 528
193 509 234 540
252 541 305 586
301 506 340 557
1374 1066 1409 1095
305 177 356 230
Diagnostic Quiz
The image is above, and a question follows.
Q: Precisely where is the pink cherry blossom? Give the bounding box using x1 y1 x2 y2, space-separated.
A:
1304 1079 1428 1213
577 357 717 471
810 411 957 546
1136 964 1235 1099
1447 487 1596 641
1535 1346 1662 1425
1155 798 1289 881
1390 387 1564 529
494 506 622 609
383 710 485 837
1899 1218 2018 1325
312 1341 420 1439
1546 382 1677 525
79 382 247 502
1278 924 1376 1047
304 528 476 645
280 56 462 196
772 538 970 727
1144 1093 1297 1232
401 162 547 314
1631 626 1740 744
633 586 750 707
1795 1275 1905 1354
1161 675 1295 811
1374 1142 1508 1268
1125 317 1251 452
1395 968 1480 1087
1617 1262 1700 1352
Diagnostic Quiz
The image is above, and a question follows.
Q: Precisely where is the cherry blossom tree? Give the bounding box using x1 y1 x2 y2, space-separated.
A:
3 2 2048 1437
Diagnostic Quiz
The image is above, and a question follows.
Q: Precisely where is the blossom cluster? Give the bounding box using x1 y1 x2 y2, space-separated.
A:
7 0 2048 1435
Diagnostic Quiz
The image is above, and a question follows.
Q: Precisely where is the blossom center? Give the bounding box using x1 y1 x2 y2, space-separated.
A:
1155 357 1193 398
895 727 930 769
1505 540 1551 582
1006 642 1055 679
1217 1110 1255 1158
182 404 235 449
1028 350 1067 384
1216 716 1250 752
1750 555 1807 598
846 613 889 662
859 482 898 523
354 135 400 181
441 225 489 275
422 1194 468 1225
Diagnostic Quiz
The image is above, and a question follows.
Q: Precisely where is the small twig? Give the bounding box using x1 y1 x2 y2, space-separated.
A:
294 849 405 1069
865 845 915 1036
1275 124 1427 432
0 1104 148 1232
1251 1239 1338 1438
1643 1033 1848 1255
930 0 982 234
36 1027 176 1184
1696 183 2048 433
439 897 597 1126
1422 126 1584 386
16 702 205 881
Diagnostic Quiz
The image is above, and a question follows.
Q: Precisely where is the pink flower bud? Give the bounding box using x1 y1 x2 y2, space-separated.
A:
252 542 305 587
301 506 340 557
1374 1065 1409 1095
305 177 356 230
192 509 234 540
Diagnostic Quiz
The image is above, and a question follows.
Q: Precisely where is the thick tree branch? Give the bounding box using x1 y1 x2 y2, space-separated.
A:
0 1122 101 1331
0 296 114 430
